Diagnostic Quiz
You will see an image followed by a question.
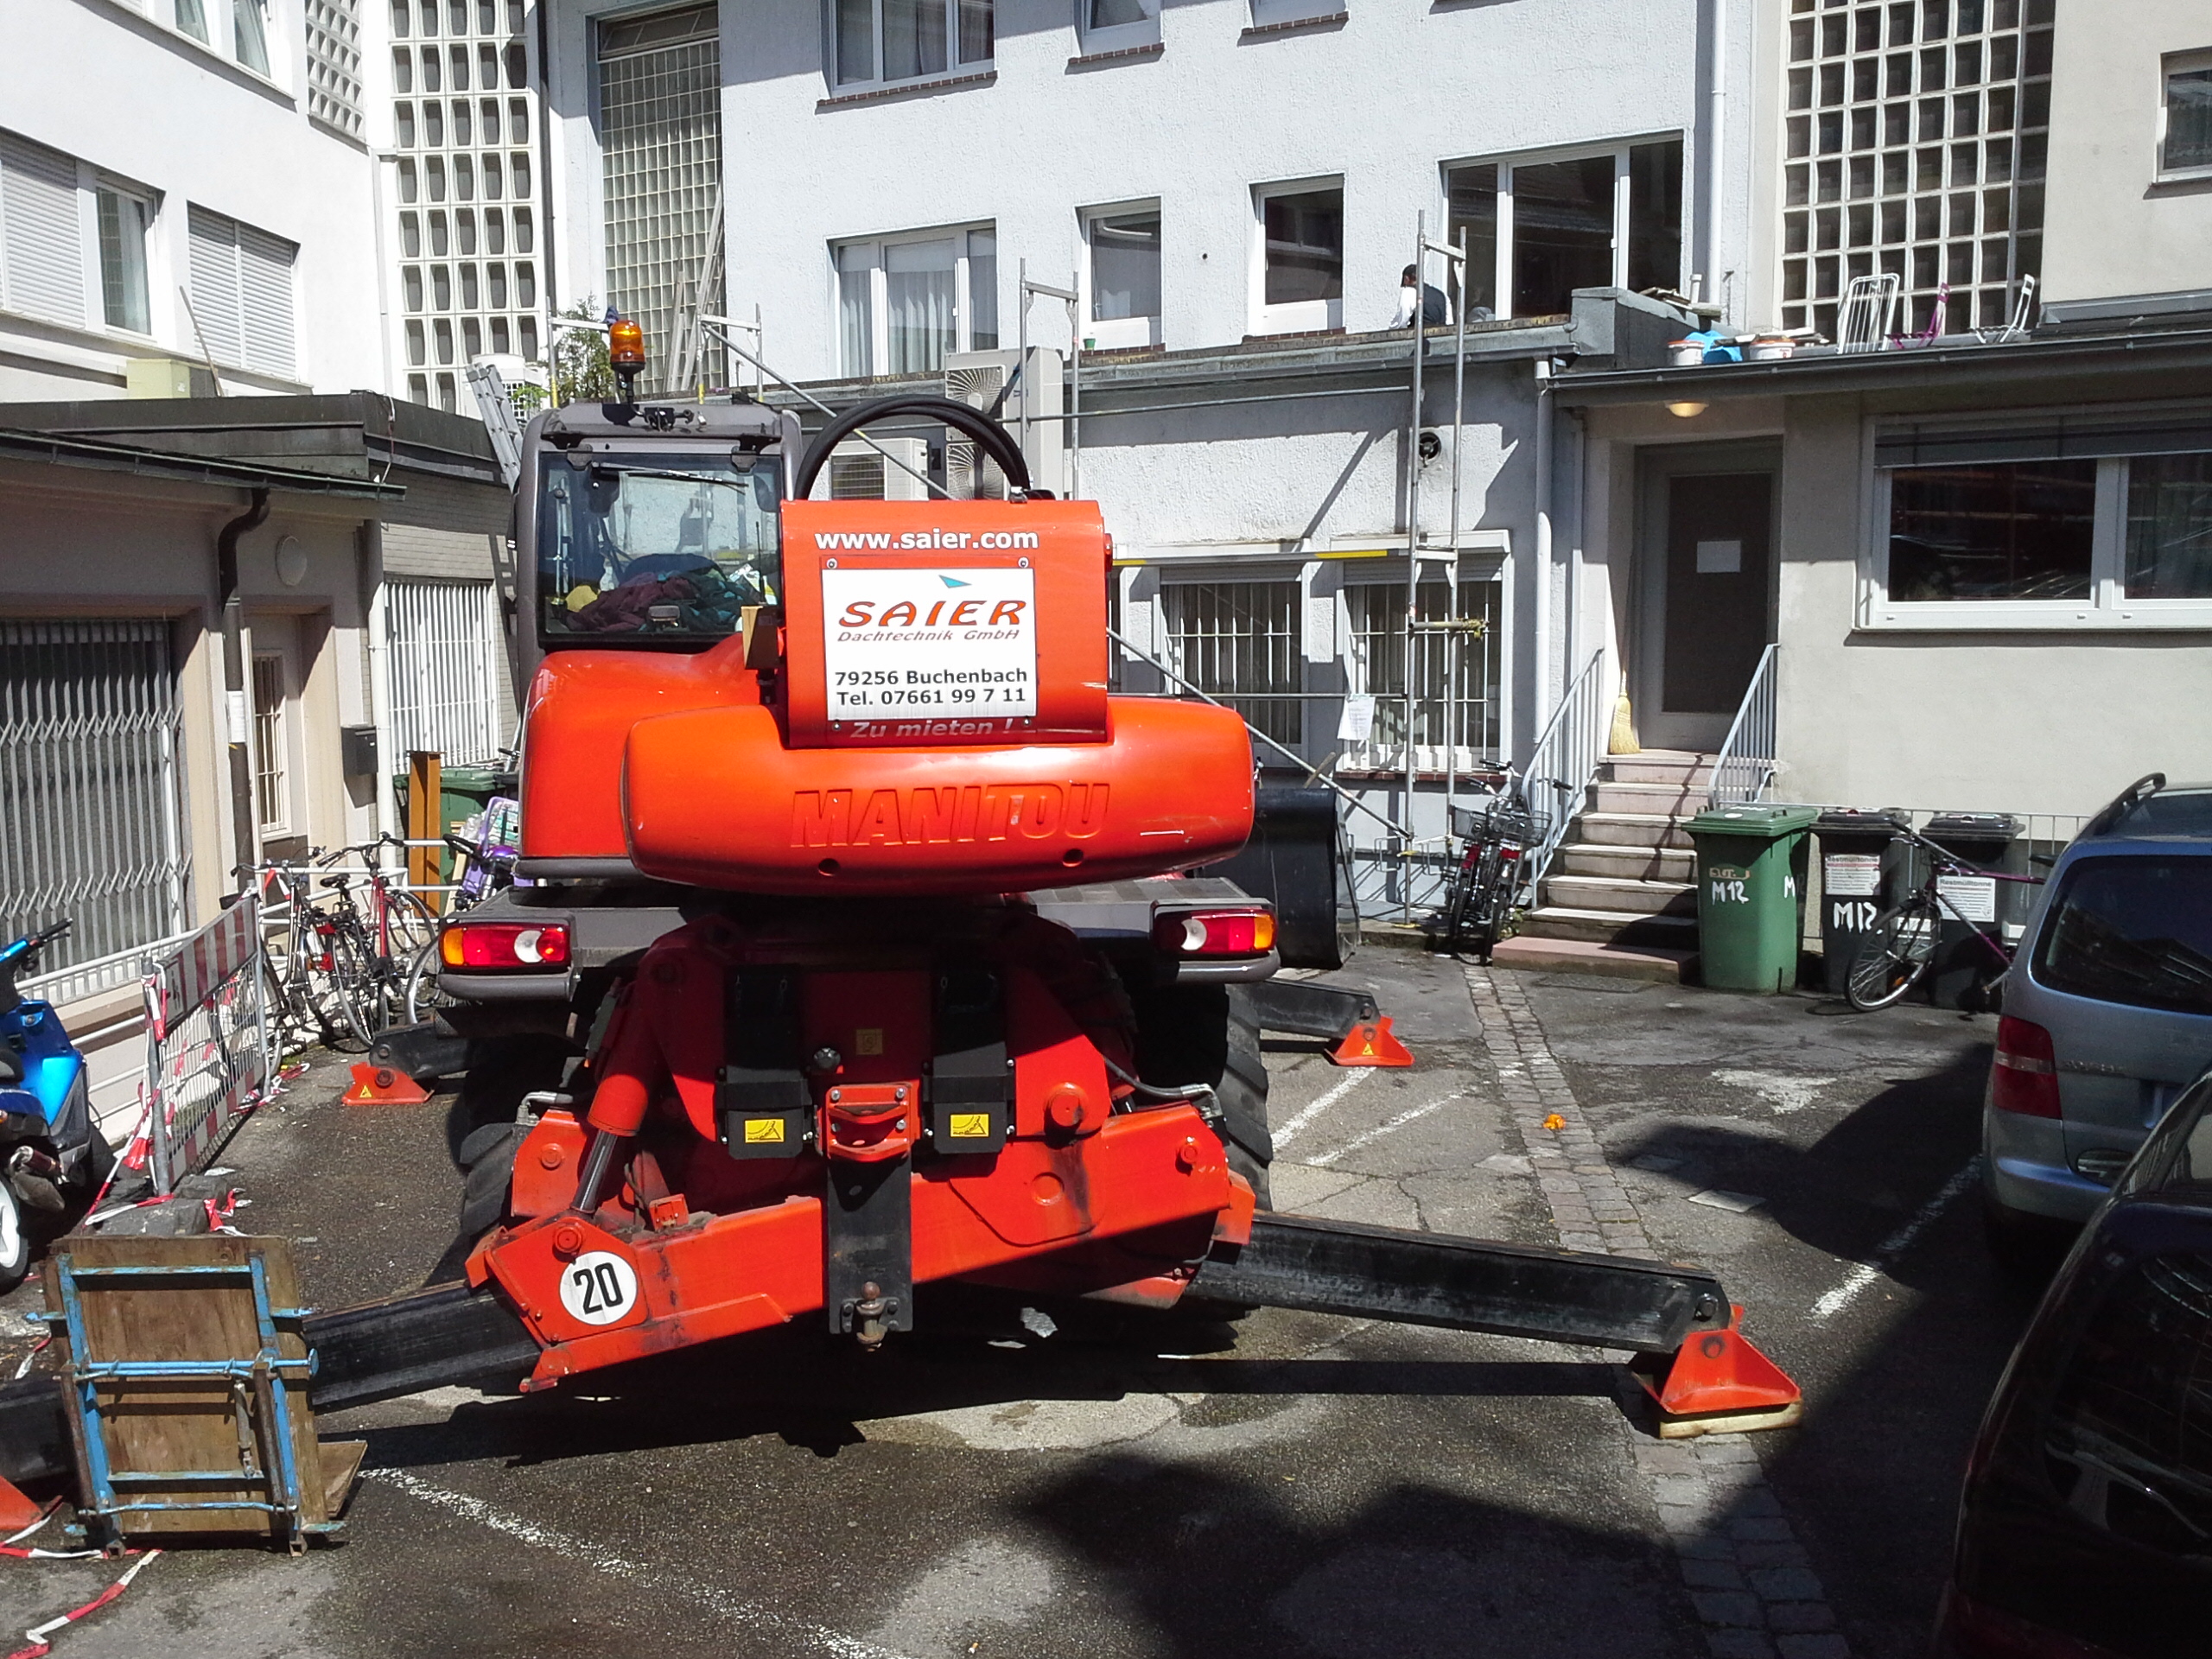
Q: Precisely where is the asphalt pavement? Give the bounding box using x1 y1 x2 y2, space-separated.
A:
0 953 2044 1659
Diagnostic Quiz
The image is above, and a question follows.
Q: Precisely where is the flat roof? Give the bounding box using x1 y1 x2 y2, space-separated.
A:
1556 321 2212 407
0 427 403 499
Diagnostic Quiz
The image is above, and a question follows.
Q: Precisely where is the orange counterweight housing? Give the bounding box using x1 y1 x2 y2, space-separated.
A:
623 697 1254 894
518 640 760 865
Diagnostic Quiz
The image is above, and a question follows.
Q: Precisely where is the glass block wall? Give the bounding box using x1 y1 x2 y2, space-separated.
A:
596 3 725 397
1782 0 2054 340
387 0 541 412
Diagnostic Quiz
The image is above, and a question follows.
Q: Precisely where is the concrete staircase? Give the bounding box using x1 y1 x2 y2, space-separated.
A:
1491 751 1713 982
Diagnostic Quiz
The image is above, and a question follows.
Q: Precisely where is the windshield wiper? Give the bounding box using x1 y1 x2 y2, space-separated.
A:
588 467 753 488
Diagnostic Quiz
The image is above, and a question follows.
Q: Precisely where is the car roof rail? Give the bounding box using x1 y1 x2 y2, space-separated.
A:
2082 772 2167 839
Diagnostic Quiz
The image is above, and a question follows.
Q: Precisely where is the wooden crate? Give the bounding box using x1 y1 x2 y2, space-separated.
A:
41 1235 363 1549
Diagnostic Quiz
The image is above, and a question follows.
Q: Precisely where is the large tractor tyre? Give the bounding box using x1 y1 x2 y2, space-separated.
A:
1127 982 1273 1211
446 1034 577 1170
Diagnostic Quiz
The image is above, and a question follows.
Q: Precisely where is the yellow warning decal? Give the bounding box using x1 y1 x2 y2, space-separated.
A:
743 1117 787 1144
947 1112 992 1138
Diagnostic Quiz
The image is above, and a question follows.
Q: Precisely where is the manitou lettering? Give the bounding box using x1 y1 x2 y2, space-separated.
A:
789 784 1110 848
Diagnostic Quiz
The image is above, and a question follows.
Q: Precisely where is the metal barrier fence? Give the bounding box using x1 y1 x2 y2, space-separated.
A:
143 899 270 1196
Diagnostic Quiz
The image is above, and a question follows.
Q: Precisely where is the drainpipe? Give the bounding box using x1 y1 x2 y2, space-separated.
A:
1529 359 1554 754
1564 404 1587 697
215 489 271 893
361 521 399 860
1702 0 1729 327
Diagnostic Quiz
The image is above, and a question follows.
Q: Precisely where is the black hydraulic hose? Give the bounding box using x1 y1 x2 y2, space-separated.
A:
793 394 1032 501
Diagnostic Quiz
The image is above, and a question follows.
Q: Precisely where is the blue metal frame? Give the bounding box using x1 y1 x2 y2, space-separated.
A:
41 1249 328 1548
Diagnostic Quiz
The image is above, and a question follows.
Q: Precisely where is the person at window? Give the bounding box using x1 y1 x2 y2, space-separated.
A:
1394 266 1449 329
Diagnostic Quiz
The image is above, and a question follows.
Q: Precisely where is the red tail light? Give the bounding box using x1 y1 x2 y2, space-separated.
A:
440 922 571 971
1991 1016 2062 1118
1497 846 1521 861
1152 908 1276 957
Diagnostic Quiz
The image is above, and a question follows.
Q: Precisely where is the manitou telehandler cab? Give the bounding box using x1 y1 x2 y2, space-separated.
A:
0 374 1800 1547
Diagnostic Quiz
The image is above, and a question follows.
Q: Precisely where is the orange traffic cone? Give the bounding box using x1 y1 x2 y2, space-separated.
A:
342 1064 432 1106
0 1476 46 1535
1637 1305 1804 1438
1327 1015 1414 1068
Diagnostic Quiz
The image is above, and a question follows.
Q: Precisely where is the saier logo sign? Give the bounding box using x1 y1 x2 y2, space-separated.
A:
821 564 1038 726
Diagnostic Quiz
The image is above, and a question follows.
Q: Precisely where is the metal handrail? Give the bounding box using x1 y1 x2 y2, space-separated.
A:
1707 645 1780 808
1516 649 1609 908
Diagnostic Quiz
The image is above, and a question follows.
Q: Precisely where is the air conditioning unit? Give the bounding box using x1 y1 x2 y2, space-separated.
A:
944 347 1064 499
815 435 932 501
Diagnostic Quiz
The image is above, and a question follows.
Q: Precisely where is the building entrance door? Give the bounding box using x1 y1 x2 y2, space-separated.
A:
1634 444 1779 753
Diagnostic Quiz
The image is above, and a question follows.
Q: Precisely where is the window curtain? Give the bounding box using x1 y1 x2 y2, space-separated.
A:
838 246 874 377
885 238 955 373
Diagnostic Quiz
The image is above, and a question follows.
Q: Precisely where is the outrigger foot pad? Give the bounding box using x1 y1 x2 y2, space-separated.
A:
342 1064 433 1106
1327 1015 1414 1068
1635 1304 1804 1439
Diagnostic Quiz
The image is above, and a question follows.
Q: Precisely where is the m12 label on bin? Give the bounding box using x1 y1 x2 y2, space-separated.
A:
1823 854 1881 898
1936 874 1997 924
822 567 1037 722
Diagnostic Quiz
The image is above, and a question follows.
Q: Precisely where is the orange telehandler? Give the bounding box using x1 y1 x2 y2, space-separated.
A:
0 375 1798 1548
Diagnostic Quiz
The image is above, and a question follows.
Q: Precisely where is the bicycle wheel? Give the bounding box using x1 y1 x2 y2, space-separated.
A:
1847 892 1939 1011
327 923 389 1050
1440 852 1479 952
1464 843 1508 961
404 938 458 1026
275 915 352 1052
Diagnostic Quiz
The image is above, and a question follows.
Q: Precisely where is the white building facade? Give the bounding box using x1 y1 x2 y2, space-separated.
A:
532 0 1759 908
1 0 386 399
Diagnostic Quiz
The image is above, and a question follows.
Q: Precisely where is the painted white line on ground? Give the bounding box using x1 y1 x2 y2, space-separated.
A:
1811 1157 1981 1323
1271 1067 1376 1151
1306 1093 1458 1167
364 1468 912 1659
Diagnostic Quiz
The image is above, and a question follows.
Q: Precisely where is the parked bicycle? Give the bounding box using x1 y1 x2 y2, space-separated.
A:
261 836 439 1050
1846 825 2046 1012
1440 772 1536 963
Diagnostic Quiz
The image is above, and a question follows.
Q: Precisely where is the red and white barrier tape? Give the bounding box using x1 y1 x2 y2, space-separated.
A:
5 1549 160 1658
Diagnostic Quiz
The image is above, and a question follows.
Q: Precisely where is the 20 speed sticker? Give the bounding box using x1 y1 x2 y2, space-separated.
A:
558 1249 641 1326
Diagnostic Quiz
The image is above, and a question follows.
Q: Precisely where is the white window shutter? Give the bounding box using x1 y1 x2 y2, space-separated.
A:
237 224 296 378
187 207 245 369
1 135 86 327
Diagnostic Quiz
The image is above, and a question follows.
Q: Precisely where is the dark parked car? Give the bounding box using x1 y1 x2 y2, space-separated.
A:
1940 1064 2212 1658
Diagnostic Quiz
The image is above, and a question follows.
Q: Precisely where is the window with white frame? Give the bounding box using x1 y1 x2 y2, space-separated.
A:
1443 137 1681 323
1160 580 1303 749
2163 50 2212 178
1253 181 1341 335
0 131 159 342
251 652 291 835
835 225 996 378
1866 412 2212 627
1082 205 1160 349
1341 576 1502 772
97 184 154 336
834 0 993 88
1082 0 1158 52
187 205 299 378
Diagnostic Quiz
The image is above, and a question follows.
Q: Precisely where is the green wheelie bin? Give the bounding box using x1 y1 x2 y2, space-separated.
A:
1685 804 1819 993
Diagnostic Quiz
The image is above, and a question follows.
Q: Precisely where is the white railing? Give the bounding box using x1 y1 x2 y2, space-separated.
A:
18 926 199 1010
1709 644 1780 808
1517 649 1610 906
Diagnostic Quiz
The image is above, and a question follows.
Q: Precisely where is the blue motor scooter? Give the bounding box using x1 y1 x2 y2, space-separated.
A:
0 920 114 1292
